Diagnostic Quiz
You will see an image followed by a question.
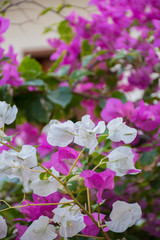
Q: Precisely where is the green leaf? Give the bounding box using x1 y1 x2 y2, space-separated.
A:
66 175 85 194
2 0 8 6
69 69 94 87
22 79 45 87
150 180 160 190
47 87 72 108
91 200 106 211
112 91 127 103
4 133 18 143
0 85 12 103
139 149 157 166
114 184 126 196
105 73 118 90
57 3 71 12
43 26 53 34
18 56 42 80
56 3 63 12
114 49 125 60
82 54 94 68
81 40 92 57
39 7 53 15
58 20 74 43
53 65 70 77
0 56 10 62
49 51 66 72
25 95 54 124
39 169 52 180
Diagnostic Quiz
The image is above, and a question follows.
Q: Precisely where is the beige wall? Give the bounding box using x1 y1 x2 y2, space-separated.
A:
2 0 95 60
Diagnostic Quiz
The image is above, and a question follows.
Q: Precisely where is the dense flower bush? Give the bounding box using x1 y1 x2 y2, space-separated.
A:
0 0 160 239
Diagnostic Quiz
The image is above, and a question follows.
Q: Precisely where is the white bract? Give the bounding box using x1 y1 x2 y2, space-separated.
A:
30 167 59 196
21 215 57 240
47 115 105 154
74 115 106 154
47 120 76 147
107 117 137 143
0 145 37 192
0 215 7 239
53 198 86 240
107 146 140 176
0 101 18 129
105 200 142 233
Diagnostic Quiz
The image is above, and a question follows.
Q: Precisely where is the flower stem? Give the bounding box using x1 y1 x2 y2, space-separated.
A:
87 188 91 213
0 141 20 152
67 147 85 177
38 163 111 240
0 201 75 213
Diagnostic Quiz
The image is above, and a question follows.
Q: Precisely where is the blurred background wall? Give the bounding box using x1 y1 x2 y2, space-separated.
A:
2 0 94 62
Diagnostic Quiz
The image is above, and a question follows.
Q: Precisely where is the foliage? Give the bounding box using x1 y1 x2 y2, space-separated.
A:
0 0 160 239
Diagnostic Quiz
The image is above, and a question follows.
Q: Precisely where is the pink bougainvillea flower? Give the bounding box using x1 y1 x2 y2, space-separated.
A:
37 133 54 158
0 16 10 34
134 100 160 131
82 212 105 236
19 192 64 222
43 147 81 175
0 63 24 87
80 169 115 203
128 66 152 89
101 98 135 123
5 45 19 65
15 224 28 240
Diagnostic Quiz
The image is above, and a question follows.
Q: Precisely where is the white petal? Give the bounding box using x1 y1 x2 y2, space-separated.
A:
81 115 95 129
93 121 106 134
105 201 142 233
5 105 18 125
74 128 98 153
18 145 37 168
47 120 75 147
107 117 137 143
120 124 137 143
107 117 123 133
0 215 7 239
21 216 57 240
107 146 138 176
30 178 59 196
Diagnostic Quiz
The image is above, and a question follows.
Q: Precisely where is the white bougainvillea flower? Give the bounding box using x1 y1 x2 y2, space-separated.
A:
107 146 141 176
105 200 142 233
21 215 57 240
0 215 7 239
30 167 59 196
53 198 86 240
74 115 106 154
107 117 137 143
47 120 76 147
0 145 37 192
0 101 18 129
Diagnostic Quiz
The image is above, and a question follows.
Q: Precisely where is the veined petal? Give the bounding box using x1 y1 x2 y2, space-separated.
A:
21 216 57 240
47 120 75 147
0 215 7 239
105 201 142 233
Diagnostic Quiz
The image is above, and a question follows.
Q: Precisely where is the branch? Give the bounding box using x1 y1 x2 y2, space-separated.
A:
0 0 27 13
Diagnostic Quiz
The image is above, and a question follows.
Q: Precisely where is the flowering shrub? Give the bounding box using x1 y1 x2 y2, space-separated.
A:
0 0 160 239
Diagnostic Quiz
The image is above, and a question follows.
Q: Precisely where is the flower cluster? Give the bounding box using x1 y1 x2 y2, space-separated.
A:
0 100 142 240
